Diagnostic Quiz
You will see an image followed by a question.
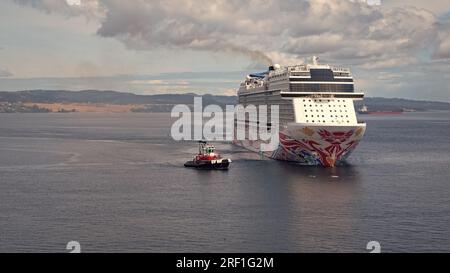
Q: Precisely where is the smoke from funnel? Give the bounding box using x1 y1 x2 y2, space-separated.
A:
221 45 273 66
93 0 274 66
229 46 273 66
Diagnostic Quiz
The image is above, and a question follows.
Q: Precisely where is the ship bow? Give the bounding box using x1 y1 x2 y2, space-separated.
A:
272 123 366 167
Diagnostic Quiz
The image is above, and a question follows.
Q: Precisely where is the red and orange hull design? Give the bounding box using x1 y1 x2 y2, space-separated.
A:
235 123 366 167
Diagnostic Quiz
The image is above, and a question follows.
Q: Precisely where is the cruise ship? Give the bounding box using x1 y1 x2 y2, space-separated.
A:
234 57 366 167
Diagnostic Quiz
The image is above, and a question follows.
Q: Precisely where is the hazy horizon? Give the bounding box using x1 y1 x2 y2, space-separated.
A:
3 89 450 105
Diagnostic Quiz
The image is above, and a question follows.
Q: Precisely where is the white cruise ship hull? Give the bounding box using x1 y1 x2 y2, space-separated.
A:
236 58 367 167
234 123 366 167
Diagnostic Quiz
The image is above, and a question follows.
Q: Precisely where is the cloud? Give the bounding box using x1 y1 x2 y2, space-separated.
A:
433 22 450 59
95 0 274 64
92 0 443 68
12 0 448 67
0 68 13 77
383 0 450 14
129 79 190 86
436 37 450 59
359 56 418 69
13 0 103 18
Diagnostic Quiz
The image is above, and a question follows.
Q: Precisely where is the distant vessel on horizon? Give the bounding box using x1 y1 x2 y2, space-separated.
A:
357 104 403 115
234 56 366 167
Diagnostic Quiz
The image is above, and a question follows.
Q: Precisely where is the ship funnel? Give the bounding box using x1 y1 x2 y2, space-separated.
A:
269 64 281 71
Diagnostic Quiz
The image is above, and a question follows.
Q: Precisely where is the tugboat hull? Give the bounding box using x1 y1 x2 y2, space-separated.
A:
184 159 231 170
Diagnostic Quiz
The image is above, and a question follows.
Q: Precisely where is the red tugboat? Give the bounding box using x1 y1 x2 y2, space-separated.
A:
184 141 231 170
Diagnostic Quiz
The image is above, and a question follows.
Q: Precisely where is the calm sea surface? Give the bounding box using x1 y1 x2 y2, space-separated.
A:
0 112 449 252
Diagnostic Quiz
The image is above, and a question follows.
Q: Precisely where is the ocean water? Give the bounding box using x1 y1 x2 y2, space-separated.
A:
0 112 449 253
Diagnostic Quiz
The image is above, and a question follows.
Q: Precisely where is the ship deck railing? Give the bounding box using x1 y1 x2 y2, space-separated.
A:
280 91 364 100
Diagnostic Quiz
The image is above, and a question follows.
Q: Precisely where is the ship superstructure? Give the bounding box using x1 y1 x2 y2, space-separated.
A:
234 57 366 167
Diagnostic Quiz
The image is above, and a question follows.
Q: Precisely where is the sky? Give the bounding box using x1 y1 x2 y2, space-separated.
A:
0 0 449 101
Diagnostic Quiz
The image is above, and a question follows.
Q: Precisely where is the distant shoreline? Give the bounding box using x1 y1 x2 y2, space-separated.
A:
1 90 450 113
23 102 142 113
